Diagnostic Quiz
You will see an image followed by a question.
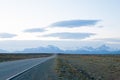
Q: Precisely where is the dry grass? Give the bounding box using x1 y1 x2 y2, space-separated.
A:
0 53 52 62
56 54 120 80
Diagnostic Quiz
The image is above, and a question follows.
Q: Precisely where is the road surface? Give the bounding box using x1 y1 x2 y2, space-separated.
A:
0 55 56 80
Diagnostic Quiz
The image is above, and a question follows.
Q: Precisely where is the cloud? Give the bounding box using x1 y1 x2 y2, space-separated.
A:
50 20 100 27
44 32 95 39
0 33 17 38
24 28 46 33
96 38 120 42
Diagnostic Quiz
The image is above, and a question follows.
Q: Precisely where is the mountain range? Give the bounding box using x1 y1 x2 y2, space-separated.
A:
0 45 120 54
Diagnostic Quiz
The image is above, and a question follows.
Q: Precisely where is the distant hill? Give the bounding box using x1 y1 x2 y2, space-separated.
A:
65 45 120 54
14 45 120 54
0 44 119 54
15 45 63 53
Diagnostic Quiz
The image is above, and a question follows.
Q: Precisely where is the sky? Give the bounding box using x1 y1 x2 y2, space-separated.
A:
0 0 120 51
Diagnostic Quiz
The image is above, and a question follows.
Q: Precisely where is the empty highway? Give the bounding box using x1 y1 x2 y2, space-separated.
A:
0 55 56 80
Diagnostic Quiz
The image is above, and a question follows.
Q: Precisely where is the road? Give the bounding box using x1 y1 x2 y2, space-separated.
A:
0 55 56 80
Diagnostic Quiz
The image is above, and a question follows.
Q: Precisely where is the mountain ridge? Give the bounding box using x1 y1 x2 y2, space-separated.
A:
0 45 120 54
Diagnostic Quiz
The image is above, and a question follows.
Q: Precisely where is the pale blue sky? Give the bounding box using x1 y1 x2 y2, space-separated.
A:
0 0 119 51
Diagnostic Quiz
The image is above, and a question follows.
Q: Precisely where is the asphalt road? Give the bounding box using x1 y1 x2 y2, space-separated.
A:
0 55 56 80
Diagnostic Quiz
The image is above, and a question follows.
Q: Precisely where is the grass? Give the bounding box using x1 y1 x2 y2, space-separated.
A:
56 58 90 80
0 53 52 62
56 54 120 80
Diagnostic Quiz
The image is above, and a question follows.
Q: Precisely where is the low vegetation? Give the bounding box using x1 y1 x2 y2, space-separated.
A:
56 54 120 80
56 58 91 80
0 53 52 62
